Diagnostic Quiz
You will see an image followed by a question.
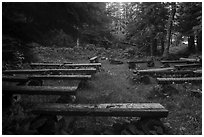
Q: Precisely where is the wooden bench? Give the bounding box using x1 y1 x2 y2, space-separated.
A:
179 57 199 62
156 77 202 84
3 75 92 86
30 63 65 68
3 75 92 82
3 68 97 75
174 64 202 70
134 68 175 75
161 59 199 64
30 63 101 69
161 60 188 64
31 103 168 118
64 63 101 69
3 85 77 95
133 69 201 77
89 56 99 63
193 69 202 74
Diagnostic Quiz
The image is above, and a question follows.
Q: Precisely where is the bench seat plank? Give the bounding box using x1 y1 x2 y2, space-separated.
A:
179 58 198 62
30 75 92 80
161 60 189 64
64 63 101 67
3 75 92 82
3 68 97 75
134 70 201 77
31 103 168 118
128 60 151 63
3 85 77 95
30 63 101 68
174 64 201 69
135 68 175 74
157 77 202 84
193 70 202 74
3 75 92 81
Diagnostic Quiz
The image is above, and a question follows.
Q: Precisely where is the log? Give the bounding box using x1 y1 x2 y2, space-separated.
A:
3 85 77 95
193 70 202 74
3 68 97 75
179 58 198 62
64 63 101 68
161 59 199 64
161 60 188 64
30 63 101 69
133 70 201 77
174 64 201 69
3 75 92 82
135 68 175 75
30 63 65 67
157 77 202 84
29 75 92 80
31 103 168 118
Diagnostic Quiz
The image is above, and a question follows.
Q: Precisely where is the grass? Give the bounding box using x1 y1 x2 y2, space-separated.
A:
2 46 202 135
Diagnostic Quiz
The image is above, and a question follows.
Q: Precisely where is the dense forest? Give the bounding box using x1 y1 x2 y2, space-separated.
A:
2 2 202 62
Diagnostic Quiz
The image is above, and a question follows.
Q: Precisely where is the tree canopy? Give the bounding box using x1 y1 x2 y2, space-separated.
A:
3 2 202 56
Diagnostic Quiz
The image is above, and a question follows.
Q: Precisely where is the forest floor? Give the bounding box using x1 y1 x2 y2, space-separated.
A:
2 46 202 135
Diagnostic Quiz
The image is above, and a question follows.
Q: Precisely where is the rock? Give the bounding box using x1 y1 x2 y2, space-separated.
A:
101 57 106 60
163 122 172 130
154 125 164 134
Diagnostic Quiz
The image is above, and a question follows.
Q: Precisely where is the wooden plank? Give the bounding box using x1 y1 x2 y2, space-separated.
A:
3 75 92 81
128 60 151 63
135 68 175 75
157 77 202 84
174 64 201 69
30 63 65 67
134 69 201 76
31 103 168 118
161 60 188 64
29 75 92 80
30 63 101 68
194 70 202 74
179 57 198 62
3 85 77 95
42 62 73 64
3 68 97 75
64 63 101 68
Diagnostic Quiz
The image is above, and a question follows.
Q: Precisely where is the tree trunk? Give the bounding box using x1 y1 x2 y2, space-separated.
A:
162 3 176 58
188 35 195 53
161 37 165 55
196 31 202 52
152 39 157 56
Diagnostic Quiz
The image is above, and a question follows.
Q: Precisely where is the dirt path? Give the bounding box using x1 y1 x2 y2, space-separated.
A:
76 59 153 104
